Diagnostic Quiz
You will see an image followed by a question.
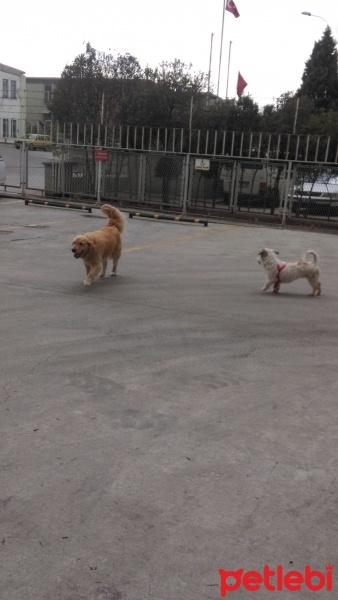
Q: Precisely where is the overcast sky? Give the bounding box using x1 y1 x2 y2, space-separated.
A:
2 0 337 106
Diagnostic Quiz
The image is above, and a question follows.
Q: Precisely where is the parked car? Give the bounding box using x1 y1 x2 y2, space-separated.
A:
292 173 338 217
14 133 54 151
220 161 286 214
0 155 6 184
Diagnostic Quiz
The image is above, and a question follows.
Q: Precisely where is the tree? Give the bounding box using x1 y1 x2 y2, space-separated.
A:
100 52 143 79
48 39 338 142
298 27 338 112
136 59 209 128
227 95 261 131
49 44 145 125
49 49 209 131
261 92 314 134
50 43 104 123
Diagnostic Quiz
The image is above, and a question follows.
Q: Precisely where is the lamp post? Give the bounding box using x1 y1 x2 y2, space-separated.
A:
301 12 328 26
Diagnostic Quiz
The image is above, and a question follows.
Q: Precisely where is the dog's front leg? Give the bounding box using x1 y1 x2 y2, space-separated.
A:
84 265 101 286
262 279 275 292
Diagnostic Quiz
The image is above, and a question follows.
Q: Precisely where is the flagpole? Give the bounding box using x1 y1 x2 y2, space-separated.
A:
207 32 214 106
217 0 226 97
293 97 300 134
225 40 232 99
207 33 214 93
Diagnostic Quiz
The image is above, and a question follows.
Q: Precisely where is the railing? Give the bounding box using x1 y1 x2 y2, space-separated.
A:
26 122 338 164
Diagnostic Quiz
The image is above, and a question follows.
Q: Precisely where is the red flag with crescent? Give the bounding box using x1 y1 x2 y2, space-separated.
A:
225 0 240 18
237 72 248 96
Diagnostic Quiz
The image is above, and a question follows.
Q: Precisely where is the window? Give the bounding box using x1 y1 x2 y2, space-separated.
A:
3 79 8 98
44 84 53 102
3 119 9 137
11 119 17 138
11 80 16 99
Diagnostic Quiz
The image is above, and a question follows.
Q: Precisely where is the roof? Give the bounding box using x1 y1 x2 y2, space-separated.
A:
0 63 25 76
26 77 61 84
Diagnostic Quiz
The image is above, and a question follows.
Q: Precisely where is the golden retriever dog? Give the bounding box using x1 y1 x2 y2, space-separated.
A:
257 248 321 295
71 204 124 286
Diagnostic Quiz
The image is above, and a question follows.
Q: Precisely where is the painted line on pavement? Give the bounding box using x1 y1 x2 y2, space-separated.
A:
123 225 240 254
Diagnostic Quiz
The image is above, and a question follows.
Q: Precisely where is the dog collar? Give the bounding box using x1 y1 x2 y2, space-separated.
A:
273 262 287 293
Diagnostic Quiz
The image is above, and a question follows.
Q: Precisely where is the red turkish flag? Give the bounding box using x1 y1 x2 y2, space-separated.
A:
225 0 240 18
237 72 248 96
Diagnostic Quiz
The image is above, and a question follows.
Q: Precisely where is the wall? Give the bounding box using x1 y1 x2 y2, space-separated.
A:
26 78 60 131
0 63 26 141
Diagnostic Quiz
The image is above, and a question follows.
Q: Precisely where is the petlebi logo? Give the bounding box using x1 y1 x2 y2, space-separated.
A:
218 564 334 596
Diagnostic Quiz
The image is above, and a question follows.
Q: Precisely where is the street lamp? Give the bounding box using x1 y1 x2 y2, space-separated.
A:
301 12 328 26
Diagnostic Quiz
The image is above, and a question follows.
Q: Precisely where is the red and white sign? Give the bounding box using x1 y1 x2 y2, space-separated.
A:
95 149 108 161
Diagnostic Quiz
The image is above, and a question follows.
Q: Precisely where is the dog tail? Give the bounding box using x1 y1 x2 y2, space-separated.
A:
304 250 319 264
101 204 124 233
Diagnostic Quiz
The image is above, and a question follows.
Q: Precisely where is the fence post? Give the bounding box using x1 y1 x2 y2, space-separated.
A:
281 160 293 228
137 153 146 203
60 148 65 197
230 161 238 211
182 154 190 216
20 143 28 196
96 157 102 207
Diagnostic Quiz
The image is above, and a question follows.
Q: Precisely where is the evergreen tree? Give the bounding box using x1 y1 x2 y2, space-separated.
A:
298 27 338 112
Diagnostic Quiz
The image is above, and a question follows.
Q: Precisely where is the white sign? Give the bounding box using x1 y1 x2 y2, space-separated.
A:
195 158 210 171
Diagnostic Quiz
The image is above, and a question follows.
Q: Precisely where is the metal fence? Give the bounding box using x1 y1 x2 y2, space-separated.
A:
1 141 338 228
27 121 338 163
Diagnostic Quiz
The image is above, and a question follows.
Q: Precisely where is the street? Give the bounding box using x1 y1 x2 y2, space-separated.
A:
1 198 338 600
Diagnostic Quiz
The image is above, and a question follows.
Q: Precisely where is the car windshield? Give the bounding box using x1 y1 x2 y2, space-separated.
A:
28 134 37 140
314 172 338 184
312 176 338 187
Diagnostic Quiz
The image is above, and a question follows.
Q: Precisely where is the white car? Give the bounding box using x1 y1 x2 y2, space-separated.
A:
220 161 286 214
0 155 6 184
292 174 338 217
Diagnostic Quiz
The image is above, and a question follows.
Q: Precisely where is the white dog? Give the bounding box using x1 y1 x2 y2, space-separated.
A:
257 248 321 295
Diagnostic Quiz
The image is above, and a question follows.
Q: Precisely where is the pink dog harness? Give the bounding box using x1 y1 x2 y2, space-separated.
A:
273 262 287 293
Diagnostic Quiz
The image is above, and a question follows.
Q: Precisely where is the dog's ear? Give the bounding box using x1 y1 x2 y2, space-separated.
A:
274 250 279 255
81 235 94 248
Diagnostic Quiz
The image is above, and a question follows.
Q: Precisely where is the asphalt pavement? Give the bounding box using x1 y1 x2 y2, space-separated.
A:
1 198 338 600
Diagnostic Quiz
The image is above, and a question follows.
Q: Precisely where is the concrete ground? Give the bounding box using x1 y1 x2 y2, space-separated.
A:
1 198 337 600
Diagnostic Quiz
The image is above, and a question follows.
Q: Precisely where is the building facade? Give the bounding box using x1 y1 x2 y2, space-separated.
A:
0 63 26 141
26 77 60 131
